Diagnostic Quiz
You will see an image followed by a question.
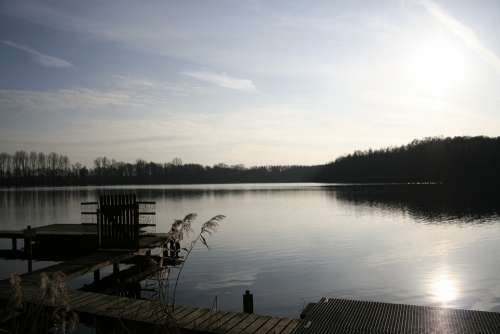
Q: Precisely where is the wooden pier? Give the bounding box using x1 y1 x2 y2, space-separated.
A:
0 247 299 334
0 194 300 333
0 281 299 334
295 297 500 334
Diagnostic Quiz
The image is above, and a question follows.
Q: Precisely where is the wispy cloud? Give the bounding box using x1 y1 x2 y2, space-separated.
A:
422 1 500 73
183 70 256 92
0 88 131 114
2 40 73 68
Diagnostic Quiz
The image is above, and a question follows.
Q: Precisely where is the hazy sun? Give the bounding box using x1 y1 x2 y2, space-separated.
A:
406 37 466 95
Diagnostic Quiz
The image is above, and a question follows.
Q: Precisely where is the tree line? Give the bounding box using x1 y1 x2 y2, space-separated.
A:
0 152 321 186
1 136 499 187
319 136 500 185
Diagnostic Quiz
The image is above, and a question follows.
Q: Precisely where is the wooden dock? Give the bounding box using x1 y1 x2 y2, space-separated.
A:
0 284 299 334
0 250 299 334
0 218 299 333
0 224 166 249
295 297 500 334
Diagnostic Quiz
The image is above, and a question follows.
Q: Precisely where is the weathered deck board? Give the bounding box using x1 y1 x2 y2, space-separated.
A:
240 315 270 333
196 311 230 331
281 319 299 334
18 251 134 283
268 318 292 334
178 307 211 326
216 312 251 332
184 308 219 330
227 313 260 333
295 297 500 334
254 317 280 334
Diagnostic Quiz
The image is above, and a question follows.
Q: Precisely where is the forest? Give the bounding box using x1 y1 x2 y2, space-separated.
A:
1 136 499 187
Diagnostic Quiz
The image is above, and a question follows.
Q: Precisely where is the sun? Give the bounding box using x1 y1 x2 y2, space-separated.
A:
405 37 466 95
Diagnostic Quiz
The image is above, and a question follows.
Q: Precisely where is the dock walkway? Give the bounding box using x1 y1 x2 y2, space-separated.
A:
295 297 500 334
0 256 299 334
0 284 299 334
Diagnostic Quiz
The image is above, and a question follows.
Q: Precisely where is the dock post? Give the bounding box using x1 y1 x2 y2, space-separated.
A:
113 263 120 275
24 225 33 273
12 238 17 251
94 269 101 282
243 290 254 314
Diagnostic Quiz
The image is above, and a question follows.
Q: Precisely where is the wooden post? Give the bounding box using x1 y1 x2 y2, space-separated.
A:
113 263 120 275
243 290 254 314
12 238 17 251
94 269 101 282
24 225 34 273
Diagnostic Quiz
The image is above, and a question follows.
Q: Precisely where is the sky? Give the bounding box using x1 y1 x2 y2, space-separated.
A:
1 0 500 167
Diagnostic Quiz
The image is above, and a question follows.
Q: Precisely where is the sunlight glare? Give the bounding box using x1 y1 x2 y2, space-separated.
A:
430 272 459 304
406 37 466 95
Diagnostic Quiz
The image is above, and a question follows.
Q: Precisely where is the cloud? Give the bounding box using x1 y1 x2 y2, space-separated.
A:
2 40 73 68
183 71 257 92
0 88 132 114
421 1 500 73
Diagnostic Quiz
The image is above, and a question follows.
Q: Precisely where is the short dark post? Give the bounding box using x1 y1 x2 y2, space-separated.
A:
12 238 17 251
94 269 101 282
243 290 254 314
24 225 33 273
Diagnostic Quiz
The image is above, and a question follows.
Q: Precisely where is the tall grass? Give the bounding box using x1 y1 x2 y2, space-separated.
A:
1 272 78 334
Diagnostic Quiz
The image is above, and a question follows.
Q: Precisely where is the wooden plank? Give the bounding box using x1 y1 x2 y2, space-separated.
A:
254 317 281 334
183 309 218 330
87 295 121 316
214 312 251 333
133 301 165 323
267 318 292 334
108 299 144 319
194 311 229 331
280 319 299 334
204 312 238 332
173 305 199 321
69 292 96 307
239 315 270 334
71 292 103 309
178 307 211 326
113 299 150 319
78 293 112 309
92 295 130 314
227 314 260 334
167 305 185 316
126 300 153 321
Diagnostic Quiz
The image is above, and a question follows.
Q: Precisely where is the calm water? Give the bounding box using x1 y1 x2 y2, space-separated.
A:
1 183 500 317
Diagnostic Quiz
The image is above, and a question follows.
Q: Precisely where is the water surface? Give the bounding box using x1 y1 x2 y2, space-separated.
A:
1 183 500 317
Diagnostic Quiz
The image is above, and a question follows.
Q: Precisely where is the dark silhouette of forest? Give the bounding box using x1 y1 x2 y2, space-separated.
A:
1 136 499 187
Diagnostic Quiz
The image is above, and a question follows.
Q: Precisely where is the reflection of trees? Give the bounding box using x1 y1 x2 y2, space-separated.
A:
328 184 500 224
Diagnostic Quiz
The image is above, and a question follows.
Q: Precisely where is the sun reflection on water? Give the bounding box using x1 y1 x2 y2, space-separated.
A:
430 271 460 305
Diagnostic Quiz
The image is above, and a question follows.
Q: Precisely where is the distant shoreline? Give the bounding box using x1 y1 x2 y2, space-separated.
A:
1 136 499 188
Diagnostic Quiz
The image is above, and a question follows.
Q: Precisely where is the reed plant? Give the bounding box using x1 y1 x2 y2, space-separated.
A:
1 272 78 334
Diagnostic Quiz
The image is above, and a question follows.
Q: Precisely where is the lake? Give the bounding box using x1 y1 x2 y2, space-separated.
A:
1 183 500 317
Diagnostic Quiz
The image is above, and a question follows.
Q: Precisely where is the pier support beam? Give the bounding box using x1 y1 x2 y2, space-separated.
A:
11 238 17 251
93 269 100 282
113 263 120 275
24 225 34 273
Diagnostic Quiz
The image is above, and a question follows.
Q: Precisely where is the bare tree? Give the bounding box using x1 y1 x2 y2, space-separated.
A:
29 151 38 176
